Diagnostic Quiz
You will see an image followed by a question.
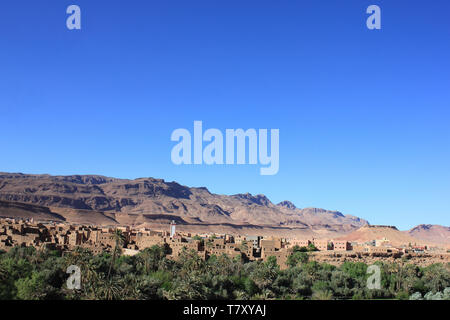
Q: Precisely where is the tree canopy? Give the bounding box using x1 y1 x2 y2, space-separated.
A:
0 245 448 300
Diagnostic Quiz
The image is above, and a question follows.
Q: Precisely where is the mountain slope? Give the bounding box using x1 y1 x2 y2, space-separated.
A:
407 224 450 245
0 200 66 222
336 225 435 246
0 172 368 237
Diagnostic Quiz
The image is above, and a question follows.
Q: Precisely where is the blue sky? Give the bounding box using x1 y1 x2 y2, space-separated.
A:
0 1 449 230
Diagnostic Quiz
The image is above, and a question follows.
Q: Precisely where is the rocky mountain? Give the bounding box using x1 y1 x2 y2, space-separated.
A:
407 224 450 245
277 201 297 210
0 172 369 238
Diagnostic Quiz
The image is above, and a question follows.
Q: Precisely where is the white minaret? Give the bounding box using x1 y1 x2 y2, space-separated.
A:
170 220 176 238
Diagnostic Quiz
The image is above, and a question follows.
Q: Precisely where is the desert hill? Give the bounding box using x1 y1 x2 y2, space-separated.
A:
407 224 450 246
0 200 65 222
336 225 438 247
0 172 368 238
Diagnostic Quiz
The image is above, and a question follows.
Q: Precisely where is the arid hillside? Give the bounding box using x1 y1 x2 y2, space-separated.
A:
0 200 65 222
407 225 450 246
0 172 369 238
336 225 439 247
1 172 447 244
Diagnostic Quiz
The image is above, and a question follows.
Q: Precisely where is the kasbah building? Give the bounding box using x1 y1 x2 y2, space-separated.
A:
1 218 449 268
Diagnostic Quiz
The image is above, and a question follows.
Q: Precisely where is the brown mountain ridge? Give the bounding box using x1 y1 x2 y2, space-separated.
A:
0 172 448 244
0 172 369 238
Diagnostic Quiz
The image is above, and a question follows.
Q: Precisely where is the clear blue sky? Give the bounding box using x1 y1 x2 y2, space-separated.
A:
0 1 449 230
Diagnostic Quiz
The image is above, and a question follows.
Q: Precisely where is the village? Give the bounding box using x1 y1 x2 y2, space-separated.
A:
0 218 448 269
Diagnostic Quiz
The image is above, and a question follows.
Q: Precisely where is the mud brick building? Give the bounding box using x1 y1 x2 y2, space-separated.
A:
332 241 352 251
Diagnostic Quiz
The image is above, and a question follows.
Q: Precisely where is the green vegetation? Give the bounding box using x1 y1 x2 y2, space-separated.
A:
0 246 449 300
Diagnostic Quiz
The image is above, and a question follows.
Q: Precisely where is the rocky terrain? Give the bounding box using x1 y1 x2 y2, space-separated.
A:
0 172 448 244
407 224 450 246
0 172 368 238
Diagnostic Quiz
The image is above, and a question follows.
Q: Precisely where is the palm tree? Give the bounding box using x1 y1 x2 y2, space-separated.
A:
97 274 122 300
107 229 125 278
120 273 141 300
312 290 334 300
136 249 152 275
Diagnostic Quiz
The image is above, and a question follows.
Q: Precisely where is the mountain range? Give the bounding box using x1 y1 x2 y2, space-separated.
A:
0 172 448 244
